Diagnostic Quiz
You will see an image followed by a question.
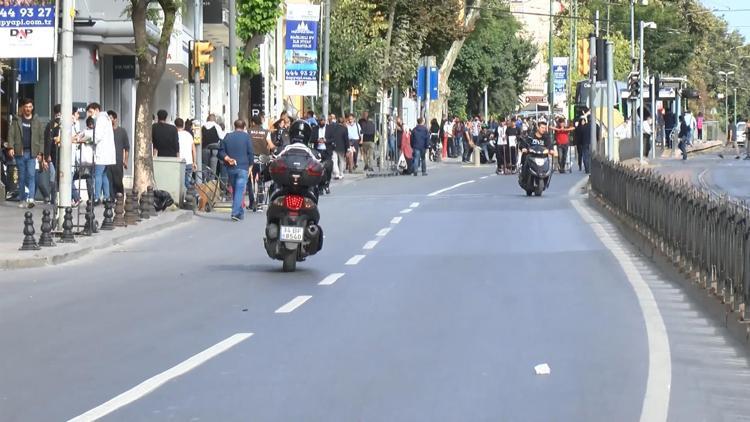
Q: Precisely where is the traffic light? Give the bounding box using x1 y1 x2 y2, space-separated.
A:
190 40 214 83
577 39 589 76
596 38 608 81
628 71 641 98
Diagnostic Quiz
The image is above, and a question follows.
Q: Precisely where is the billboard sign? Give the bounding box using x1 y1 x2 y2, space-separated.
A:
0 1 56 58
284 4 320 96
553 57 568 105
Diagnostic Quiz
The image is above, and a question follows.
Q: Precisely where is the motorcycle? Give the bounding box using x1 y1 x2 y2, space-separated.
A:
263 145 325 272
518 143 553 197
428 134 442 162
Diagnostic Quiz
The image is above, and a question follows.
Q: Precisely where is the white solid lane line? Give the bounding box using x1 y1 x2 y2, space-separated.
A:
390 217 402 224
376 228 391 237
275 296 313 314
67 333 253 422
345 255 366 265
410 202 420 208
363 240 379 250
319 273 345 286
480 176 489 180
569 178 671 422
400 208 413 214
427 180 476 197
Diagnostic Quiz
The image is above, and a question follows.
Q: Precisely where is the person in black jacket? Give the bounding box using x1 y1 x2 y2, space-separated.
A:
573 117 588 172
326 114 348 179
411 118 430 176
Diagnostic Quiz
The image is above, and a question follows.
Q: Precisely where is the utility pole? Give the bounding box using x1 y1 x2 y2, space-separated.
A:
606 41 614 160
57 0 74 227
589 33 597 156
639 21 657 164
322 0 331 117
651 72 656 159
734 87 738 130
548 0 554 125
194 0 203 171
229 0 238 121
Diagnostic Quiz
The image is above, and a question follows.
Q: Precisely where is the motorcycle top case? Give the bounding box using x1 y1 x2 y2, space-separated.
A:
269 147 325 187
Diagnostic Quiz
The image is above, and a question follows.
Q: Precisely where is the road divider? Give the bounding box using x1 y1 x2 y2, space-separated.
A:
67 333 253 422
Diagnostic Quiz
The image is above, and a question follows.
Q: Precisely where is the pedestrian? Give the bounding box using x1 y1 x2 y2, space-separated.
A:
346 113 362 171
175 118 196 189
106 110 129 197
719 118 740 159
247 115 275 209
359 111 376 171
41 103 62 204
74 114 96 206
387 115 397 160
218 119 253 221
495 121 508 174
87 102 115 205
696 112 704 141
553 118 573 173
578 117 597 174
316 117 334 194
454 118 465 161
202 113 226 174
272 117 290 150
462 119 474 163
152 109 179 157
677 115 689 160
664 109 676 149
326 114 344 179
683 109 695 145
443 117 454 158
411 118 430 176
8 98 45 207
396 116 405 152
643 114 653 159
430 118 441 159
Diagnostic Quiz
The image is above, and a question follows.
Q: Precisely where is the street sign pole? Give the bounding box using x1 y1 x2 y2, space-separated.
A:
194 0 203 171
57 0 74 227
606 41 614 161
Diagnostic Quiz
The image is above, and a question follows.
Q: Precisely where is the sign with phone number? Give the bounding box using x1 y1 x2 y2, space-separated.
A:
0 6 55 58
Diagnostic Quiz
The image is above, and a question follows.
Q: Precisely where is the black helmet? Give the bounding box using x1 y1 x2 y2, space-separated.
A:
289 119 312 144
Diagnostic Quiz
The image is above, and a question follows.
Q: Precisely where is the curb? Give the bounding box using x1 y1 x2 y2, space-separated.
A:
0 211 193 271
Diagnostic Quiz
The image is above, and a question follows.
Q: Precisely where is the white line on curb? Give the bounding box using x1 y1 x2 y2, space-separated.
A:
569 177 671 422
319 273 345 286
427 180 475 197
363 240 379 250
410 202 420 208
67 333 253 422
376 228 391 237
390 217 402 224
345 255 366 266
275 295 313 313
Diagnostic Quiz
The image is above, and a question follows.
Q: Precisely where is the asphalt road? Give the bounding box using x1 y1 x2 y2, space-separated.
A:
2 163 750 422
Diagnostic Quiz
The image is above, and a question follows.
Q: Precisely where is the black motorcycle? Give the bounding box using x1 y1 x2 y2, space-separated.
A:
263 145 324 272
518 143 553 197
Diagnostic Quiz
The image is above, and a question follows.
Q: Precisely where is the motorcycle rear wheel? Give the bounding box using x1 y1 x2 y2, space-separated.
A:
282 249 298 272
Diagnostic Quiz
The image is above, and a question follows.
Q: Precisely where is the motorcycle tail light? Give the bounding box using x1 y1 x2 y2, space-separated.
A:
270 160 288 175
306 162 323 177
284 195 305 211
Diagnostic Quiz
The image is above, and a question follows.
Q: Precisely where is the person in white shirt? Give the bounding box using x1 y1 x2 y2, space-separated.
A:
443 118 454 158
86 102 115 204
175 118 196 188
643 115 653 158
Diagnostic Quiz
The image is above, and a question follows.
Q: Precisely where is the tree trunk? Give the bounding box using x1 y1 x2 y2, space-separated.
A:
239 74 251 124
133 81 155 194
431 0 482 120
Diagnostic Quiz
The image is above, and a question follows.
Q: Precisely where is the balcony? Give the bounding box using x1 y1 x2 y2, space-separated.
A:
203 0 229 45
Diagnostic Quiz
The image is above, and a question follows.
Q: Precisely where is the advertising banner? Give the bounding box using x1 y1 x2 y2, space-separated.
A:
0 1 56 58
553 57 569 105
284 4 320 97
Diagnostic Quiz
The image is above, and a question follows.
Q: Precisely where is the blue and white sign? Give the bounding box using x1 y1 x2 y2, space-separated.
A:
415 66 438 101
284 4 320 96
552 57 569 105
0 3 56 58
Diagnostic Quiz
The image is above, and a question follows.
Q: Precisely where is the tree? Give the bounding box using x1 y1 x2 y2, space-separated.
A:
130 0 179 194
236 0 282 123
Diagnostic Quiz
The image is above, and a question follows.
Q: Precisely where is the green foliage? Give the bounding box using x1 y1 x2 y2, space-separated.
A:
448 9 537 117
236 0 282 76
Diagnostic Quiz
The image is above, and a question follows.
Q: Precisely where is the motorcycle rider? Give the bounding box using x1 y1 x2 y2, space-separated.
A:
518 119 552 181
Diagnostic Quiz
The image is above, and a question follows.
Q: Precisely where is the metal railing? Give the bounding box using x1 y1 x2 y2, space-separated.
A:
590 157 750 318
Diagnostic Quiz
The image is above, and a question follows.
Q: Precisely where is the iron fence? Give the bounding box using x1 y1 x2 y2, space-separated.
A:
590 157 750 318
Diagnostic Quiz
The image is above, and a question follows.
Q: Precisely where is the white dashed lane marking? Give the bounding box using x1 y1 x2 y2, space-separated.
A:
376 228 391 237
410 202 420 208
345 255 366 266
391 217 402 224
363 240 379 250
400 208 413 214
318 273 345 286
427 180 476 197
275 296 313 314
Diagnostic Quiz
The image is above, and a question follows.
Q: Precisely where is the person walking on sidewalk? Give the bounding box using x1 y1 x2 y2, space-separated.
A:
346 114 362 171
8 98 45 208
553 118 573 173
696 112 704 141
152 110 179 158
359 112 376 171
176 118 196 189
411 118 430 176
678 115 689 160
107 110 129 196
218 119 253 221
87 102 116 205
719 118 741 159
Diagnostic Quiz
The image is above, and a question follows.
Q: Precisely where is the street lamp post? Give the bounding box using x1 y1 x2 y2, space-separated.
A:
718 71 735 136
639 21 657 165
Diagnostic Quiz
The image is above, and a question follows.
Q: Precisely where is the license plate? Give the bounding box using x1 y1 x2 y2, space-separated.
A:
280 226 304 242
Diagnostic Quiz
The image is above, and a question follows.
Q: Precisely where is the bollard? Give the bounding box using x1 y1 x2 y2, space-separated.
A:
124 192 139 226
139 190 151 220
146 186 158 217
114 193 126 227
61 207 76 243
82 200 94 236
100 199 115 230
473 146 481 167
38 209 56 247
20 211 40 251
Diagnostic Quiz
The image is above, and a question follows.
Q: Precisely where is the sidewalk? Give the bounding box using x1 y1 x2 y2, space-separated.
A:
0 202 192 270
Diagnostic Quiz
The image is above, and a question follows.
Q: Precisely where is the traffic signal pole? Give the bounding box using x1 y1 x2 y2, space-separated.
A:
57 0 74 227
589 33 597 156
229 0 238 121
194 0 203 171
